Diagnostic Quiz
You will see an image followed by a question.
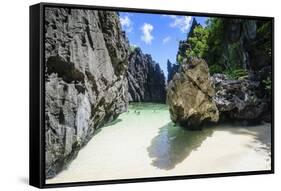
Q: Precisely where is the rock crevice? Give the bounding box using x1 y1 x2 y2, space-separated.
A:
127 47 166 103
212 74 268 121
167 58 219 129
45 8 129 178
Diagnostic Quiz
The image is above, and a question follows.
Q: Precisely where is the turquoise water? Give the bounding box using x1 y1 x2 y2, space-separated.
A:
47 103 271 184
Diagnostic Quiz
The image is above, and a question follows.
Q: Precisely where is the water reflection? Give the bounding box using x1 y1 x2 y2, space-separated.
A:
147 122 214 170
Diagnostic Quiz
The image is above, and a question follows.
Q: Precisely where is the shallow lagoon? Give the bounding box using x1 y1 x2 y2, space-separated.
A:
47 103 271 184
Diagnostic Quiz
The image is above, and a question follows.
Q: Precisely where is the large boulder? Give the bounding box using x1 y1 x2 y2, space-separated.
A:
212 74 268 120
167 58 219 129
127 47 166 103
45 8 130 178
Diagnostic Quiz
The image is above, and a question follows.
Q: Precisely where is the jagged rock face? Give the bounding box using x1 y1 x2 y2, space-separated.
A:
167 58 219 129
212 74 268 120
167 59 179 83
222 20 258 70
212 19 271 78
45 8 129 178
176 18 200 61
167 18 200 83
127 48 166 103
201 19 271 119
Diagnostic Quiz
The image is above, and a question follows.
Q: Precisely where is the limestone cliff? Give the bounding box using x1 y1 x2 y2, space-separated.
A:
207 19 272 120
45 8 130 178
127 47 166 103
168 18 272 125
167 18 199 83
212 74 268 121
167 59 179 83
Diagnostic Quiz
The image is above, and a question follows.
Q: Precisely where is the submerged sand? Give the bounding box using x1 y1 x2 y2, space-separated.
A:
47 103 271 184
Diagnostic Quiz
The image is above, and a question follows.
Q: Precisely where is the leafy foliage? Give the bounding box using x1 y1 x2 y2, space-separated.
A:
177 54 183 64
173 17 271 88
204 18 225 69
262 76 272 95
184 18 227 73
209 65 223 74
256 21 272 60
225 68 248 80
186 25 209 58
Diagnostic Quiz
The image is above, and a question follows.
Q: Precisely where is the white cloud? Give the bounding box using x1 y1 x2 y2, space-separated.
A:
120 15 133 32
141 23 154 45
131 44 138 48
162 36 171 44
165 15 192 33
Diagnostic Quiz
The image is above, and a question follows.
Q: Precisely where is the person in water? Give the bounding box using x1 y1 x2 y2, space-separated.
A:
134 110 141 115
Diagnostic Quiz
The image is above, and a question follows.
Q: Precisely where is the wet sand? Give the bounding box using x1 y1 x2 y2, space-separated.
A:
47 103 271 184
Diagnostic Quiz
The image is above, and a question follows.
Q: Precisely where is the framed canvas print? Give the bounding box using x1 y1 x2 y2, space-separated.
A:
29 2 274 188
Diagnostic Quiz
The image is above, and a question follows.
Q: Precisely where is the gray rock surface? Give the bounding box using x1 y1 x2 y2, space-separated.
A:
212 74 268 120
167 58 219 129
45 8 130 178
127 47 166 103
167 59 179 83
209 19 272 83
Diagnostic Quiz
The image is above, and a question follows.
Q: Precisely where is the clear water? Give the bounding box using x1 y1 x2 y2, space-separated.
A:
47 103 271 184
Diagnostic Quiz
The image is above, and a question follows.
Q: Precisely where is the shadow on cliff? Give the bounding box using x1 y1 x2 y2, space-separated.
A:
147 122 214 170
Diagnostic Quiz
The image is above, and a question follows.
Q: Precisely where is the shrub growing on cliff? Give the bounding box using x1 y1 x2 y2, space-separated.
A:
225 68 248 80
262 76 272 95
257 21 272 58
177 54 183 64
204 18 225 69
186 25 209 58
209 65 223 74
183 18 227 73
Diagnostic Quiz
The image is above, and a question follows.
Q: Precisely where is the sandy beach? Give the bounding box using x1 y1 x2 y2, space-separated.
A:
47 103 271 184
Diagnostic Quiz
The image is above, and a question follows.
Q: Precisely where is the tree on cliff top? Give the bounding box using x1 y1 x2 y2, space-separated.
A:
186 25 209 59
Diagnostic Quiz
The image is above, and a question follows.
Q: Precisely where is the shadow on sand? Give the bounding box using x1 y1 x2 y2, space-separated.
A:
147 122 271 170
147 122 214 170
215 122 271 153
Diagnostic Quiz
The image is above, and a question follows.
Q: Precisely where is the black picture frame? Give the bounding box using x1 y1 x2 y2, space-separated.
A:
30 2 275 188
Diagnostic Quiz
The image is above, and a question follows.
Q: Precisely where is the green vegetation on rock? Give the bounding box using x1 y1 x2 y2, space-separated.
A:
177 18 272 79
186 25 209 58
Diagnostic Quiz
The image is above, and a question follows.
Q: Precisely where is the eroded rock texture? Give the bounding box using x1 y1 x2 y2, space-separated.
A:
212 74 268 120
45 8 130 178
167 18 200 83
167 59 179 83
211 19 272 121
167 58 219 129
127 47 166 103
206 19 272 86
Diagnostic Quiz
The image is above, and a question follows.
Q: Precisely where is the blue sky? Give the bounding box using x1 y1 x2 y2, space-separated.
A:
119 12 208 77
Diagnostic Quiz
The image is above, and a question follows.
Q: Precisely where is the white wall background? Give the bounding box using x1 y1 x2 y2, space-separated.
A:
0 0 279 190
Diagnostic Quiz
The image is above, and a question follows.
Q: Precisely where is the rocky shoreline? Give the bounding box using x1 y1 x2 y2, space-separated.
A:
45 8 130 178
45 8 166 178
45 8 272 179
166 17 271 129
212 73 269 121
166 58 270 129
